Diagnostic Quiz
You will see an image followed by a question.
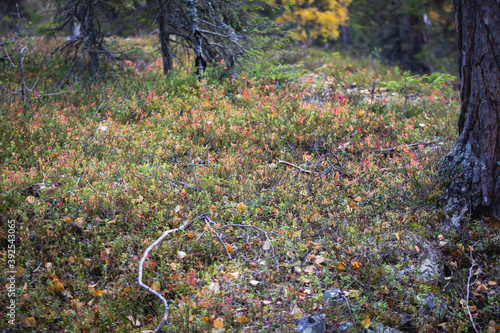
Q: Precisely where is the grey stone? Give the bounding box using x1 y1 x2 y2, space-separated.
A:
323 289 344 304
296 315 326 333
417 255 441 282
417 293 447 318
337 321 353 332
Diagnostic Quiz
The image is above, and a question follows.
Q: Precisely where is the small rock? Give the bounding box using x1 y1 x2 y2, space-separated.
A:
323 289 344 304
296 315 326 333
416 293 448 328
417 256 441 282
337 321 353 332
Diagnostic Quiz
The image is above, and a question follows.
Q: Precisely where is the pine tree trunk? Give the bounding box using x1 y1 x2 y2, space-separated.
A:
184 0 205 79
85 0 99 83
158 0 173 75
438 0 500 221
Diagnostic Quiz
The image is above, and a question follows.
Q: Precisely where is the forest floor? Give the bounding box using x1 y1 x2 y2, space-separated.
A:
1 39 499 332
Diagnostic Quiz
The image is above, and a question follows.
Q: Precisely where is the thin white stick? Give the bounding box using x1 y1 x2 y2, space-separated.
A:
465 241 480 333
138 213 207 333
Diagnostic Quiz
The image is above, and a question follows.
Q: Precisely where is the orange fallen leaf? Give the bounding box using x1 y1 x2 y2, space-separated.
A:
213 318 224 329
236 316 248 323
352 261 362 269
24 317 36 327
91 289 104 297
236 202 247 212
335 262 345 270
360 318 371 328
55 281 64 292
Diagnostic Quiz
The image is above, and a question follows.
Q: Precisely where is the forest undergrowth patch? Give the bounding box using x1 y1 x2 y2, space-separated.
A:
1 43 499 332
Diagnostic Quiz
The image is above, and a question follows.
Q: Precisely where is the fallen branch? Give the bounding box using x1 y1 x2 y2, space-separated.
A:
375 139 443 155
138 213 208 333
277 159 319 176
465 241 480 333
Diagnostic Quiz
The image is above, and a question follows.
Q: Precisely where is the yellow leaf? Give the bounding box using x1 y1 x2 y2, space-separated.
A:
335 262 345 270
213 318 224 329
186 233 194 238
236 316 248 323
352 261 362 269
394 232 400 241
68 256 75 264
24 317 37 327
75 217 85 228
50 272 58 281
63 216 71 223
360 318 371 328
172 216 181 226
354 196 362 202
226 244 233 252
170 262 177 271
202 316 210 322
236 202 247 212
55 281 64 292
457 243 464 251
91 289 104 297
210 205 217 211
151 281 159 291
100 248 110 259
349 200 356 208
123 286 130 294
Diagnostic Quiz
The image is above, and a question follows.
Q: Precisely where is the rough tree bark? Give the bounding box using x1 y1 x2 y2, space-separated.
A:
184 0 205 79
158 0 173 75
85 0 99 83
438 0 500 222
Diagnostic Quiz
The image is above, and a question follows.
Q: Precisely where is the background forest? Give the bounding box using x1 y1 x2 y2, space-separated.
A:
1 0 499 333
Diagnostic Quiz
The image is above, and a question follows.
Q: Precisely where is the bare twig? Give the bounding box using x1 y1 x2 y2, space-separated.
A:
351 172 369 183
138 213 207 333
465 241 480 333
277 159 319 176
375 139 443 155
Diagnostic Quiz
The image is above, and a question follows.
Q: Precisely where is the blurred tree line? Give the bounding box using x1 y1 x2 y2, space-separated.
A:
1 0 456 82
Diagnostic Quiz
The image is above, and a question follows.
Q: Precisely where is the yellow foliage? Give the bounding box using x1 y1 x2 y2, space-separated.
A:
276 0 351 44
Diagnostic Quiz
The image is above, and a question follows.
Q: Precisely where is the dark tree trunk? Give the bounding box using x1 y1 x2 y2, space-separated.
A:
158 0 173 75
184 0 205 79
439 0 500 220
85 0 99 83
340 25 350 50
